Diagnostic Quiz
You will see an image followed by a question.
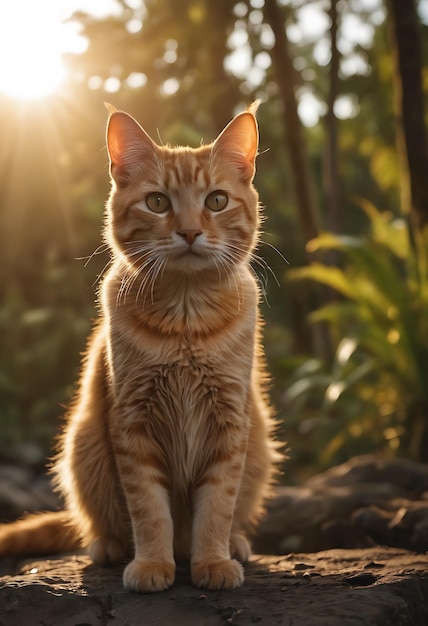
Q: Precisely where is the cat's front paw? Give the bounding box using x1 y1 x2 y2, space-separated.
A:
123 559 176 593
89 536 127 564
191 558 244 590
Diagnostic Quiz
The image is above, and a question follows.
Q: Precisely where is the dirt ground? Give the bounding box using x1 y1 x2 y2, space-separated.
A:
1 547 427 626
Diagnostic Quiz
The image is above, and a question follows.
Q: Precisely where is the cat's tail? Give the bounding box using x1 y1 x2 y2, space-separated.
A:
0 511 81 557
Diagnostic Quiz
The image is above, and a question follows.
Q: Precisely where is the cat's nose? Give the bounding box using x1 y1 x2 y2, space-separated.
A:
176 229 202 245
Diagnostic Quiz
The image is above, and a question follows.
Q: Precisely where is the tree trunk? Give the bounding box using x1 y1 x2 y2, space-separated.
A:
324 0 340 235
387 0 428 227
387 0 428 462
263 0 330 359
263 0 321 244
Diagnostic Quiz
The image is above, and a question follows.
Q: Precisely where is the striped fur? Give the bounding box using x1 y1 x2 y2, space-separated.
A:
0 106 282 592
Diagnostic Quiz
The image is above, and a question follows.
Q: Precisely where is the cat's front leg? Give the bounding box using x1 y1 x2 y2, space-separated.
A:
191 441 247 590
114 434 175 593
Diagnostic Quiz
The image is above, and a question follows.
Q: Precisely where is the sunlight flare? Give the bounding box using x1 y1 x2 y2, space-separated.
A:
0 1 78 101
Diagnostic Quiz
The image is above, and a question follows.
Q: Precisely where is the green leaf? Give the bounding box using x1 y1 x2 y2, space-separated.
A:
288 264 354 298
306 231 363 254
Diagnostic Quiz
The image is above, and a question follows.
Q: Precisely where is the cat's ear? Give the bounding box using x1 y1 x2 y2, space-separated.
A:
212 109 259 183
106 107 157 186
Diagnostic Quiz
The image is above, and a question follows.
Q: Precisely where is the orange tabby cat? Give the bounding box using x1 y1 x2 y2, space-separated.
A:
0 104 281 591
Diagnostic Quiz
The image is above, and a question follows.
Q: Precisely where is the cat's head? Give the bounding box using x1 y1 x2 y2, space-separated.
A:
105 105 260 277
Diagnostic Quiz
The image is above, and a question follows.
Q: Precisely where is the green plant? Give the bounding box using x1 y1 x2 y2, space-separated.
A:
0 256 95 452
287 201 428 462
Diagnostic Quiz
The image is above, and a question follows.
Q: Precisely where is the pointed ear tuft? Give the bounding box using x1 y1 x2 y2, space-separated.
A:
247 100 261 116
212 110 259 183
106 110 157 186
105 102 118 115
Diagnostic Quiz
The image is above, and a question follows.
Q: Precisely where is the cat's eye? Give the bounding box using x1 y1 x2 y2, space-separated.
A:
146 192 171 213
205 191 228 212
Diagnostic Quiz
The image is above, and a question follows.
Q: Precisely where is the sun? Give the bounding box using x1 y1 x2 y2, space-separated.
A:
0 1 72 101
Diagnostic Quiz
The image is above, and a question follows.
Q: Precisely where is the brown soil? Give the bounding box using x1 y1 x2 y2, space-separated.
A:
1 548 427 625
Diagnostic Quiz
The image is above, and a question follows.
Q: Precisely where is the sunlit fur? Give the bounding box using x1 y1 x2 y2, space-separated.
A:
0 106 282 592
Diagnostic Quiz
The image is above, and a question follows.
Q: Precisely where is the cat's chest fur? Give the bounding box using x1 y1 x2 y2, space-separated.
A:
108 344 251 490
104 267 257 480
109 325 254 424
104 263 257 371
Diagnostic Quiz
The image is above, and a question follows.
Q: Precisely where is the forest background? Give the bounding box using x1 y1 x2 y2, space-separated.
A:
1 0 427 484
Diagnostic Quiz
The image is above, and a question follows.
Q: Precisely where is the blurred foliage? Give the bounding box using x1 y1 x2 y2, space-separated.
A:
0 265 91 444
287 204 428 466
0 0 427 481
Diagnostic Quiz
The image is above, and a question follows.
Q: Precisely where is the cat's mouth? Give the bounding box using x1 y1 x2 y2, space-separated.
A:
176 247 203 258
171 246 211 272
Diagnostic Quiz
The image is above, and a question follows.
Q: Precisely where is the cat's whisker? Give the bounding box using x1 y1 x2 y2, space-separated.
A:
259 239 289 265
227 241 281 289
135 254 162 307
117 248 160 308
117 267 134 306
229 265 243 313
218 256 234 292
123 246 154 260
213 250 244 312
222 243 276 305
91 257 113 289
118 261 144 308
124 239 155 245
75 243 110 267
249 252 280 288
118 261 142 307
133 260 156 306
75 244 113 290
135 270 150 306
209 251 240 308
208 252 224 283
252 254 281 289
159 253 169 283
149 254 168 305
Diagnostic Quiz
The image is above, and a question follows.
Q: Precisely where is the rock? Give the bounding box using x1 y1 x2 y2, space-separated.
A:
307 454 428 493
353 501 428 552
254 454 428 554
0 442 46 472
0 465 59 522
1 548 427 625
0 441 60 523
